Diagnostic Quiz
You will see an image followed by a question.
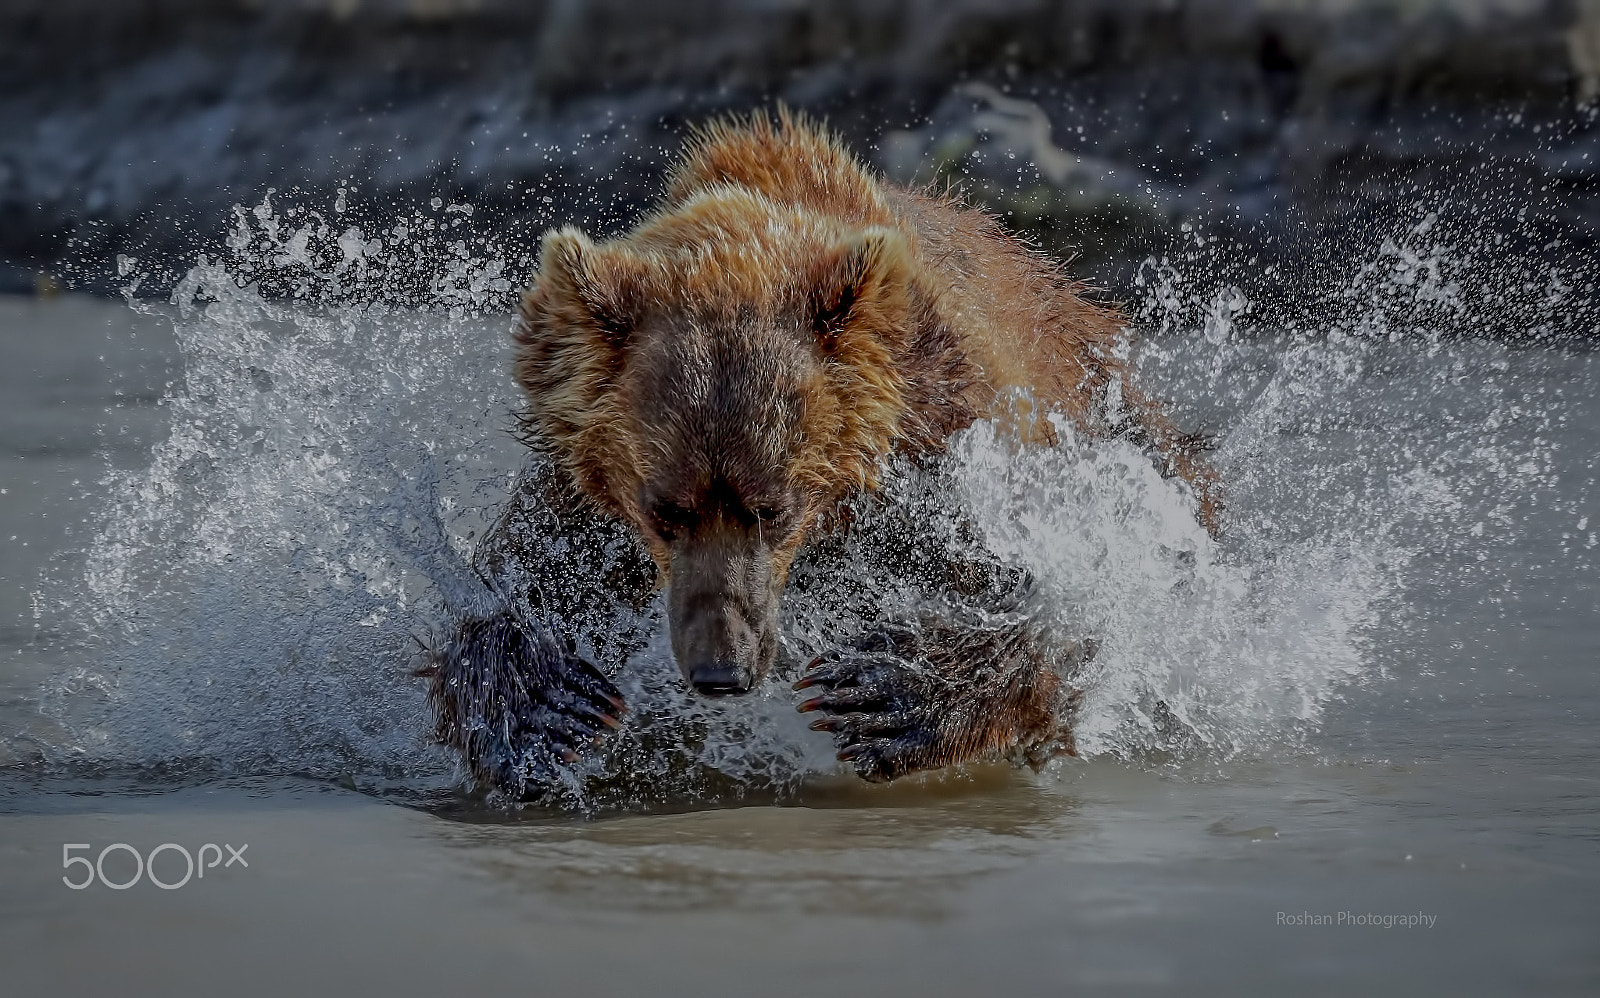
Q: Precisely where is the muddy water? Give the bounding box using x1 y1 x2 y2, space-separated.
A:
1 272 1597 994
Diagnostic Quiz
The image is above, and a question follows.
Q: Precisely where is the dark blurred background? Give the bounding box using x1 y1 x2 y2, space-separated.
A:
2 0 1596 325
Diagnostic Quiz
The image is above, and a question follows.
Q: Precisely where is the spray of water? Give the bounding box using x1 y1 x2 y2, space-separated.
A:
25 190 1577 808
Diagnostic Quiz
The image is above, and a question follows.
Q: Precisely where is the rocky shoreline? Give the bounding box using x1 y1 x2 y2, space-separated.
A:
2 0 1596 334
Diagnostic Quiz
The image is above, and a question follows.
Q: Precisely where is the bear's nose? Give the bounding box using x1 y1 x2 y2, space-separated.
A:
688 662 753 697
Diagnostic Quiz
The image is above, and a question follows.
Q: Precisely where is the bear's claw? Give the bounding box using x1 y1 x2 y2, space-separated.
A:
425 609 625 798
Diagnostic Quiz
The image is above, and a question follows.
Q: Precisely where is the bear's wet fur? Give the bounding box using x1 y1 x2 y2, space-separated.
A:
427 109 1216 794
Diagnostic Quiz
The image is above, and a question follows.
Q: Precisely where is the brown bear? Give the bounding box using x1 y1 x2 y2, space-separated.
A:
425 109 1217 797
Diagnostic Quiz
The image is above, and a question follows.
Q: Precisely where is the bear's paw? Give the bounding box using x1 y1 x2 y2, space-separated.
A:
794 626 953 783
423 609 625 798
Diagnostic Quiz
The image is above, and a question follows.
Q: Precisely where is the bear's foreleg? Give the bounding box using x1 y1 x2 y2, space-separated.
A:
795 613 1089 782
422 457 655 798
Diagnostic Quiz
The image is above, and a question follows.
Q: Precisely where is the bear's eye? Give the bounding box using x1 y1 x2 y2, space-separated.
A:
650 500 696 540
750 504 796 533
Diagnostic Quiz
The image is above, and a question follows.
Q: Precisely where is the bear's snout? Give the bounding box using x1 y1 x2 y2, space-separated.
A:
670 589 771 697
666 538 781 698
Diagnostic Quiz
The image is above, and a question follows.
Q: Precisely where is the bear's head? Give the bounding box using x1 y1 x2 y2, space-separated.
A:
513 193 918 695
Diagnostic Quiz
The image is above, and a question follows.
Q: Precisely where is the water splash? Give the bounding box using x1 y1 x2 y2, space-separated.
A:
39 191 525 787
24 190 1578 806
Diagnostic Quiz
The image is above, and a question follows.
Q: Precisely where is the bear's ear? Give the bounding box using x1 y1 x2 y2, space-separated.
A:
527 227 646 351
806 228 913 354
